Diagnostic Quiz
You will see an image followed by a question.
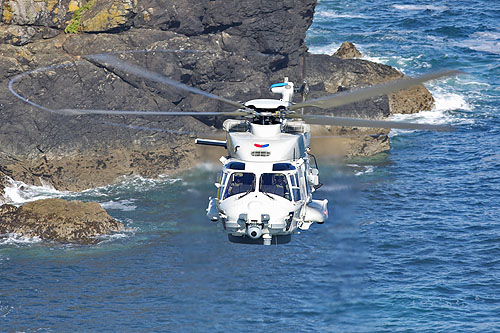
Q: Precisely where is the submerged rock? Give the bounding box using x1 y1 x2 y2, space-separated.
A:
333 41 363 59
0 198 124 244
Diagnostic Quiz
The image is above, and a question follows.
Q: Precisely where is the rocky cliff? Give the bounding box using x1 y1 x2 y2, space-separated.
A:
0 0 434 194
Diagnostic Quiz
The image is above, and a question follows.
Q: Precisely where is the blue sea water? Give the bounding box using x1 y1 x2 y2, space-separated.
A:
1 0 500 331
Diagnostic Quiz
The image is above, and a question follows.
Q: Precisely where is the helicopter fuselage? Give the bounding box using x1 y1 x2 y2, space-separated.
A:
204 120 328 245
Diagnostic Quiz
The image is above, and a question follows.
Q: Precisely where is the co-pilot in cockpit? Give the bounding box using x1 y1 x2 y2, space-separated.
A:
222 171 297 201
259 173 290 200
224 172 255 199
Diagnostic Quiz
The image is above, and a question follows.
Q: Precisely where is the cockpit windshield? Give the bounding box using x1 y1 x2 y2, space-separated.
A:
224 172 256 199
259 173 291 200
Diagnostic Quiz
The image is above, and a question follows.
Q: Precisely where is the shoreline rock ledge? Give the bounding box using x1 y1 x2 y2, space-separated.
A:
0 198 125 244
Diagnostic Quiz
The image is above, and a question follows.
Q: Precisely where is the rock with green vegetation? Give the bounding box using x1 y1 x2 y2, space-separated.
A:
81 0 137 32
65 0 95 34
0 198 125 244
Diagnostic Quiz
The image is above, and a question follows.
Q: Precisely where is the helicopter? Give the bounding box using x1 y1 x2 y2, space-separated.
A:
9 52 460 245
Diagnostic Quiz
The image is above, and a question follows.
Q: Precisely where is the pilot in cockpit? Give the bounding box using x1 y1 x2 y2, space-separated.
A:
274 175 285 196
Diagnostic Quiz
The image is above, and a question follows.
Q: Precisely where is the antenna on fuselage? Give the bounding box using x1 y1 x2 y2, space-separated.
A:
298 52 309 115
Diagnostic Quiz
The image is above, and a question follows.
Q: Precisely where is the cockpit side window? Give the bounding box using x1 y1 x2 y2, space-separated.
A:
224 172 256 199
259 173 291 200
289 173 301 202
218 172 229 200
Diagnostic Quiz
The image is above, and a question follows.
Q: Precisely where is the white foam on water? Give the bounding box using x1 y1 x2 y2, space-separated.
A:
1 177 70 206
389 86 474 137
0 233 42 246
96 232 133 243
392 4 449 11
82 174 182 196
432 88 472 112
0 174 181 208
460 31 500 55
347 164 375 176
316 10 367 20
354 166 375 176
308 42 340 55
363 53 432 73
100 199 137 211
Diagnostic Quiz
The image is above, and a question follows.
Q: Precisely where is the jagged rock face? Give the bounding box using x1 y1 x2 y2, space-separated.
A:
333 41 362 59
0 171 7 199
1 0 315 61
0 198 124 244
133 0 315 65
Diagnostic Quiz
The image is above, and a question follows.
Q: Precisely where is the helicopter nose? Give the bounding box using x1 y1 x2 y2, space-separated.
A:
248 201 261 211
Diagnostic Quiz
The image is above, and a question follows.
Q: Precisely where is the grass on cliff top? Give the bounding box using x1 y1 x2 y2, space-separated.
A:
65 1 95 34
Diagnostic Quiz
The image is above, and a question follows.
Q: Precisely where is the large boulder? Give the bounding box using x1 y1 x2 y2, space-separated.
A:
0 198 124 244
305 53 434 118
333 41 362 59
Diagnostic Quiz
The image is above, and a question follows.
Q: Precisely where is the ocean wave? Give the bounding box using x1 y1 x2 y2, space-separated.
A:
100 199 137 211
363 53 432 72
389 83 473 136
0 175 182 207
1 177 70 206
0 233 42 246
347 164 375 176
82 175 182 196
316 10 367 20
355 166 375 176
391 110 455 126
459 31 500 55
432 89 472 112
389 110 472 137
392 4 449 11
96 231 134 243
308 42 341 55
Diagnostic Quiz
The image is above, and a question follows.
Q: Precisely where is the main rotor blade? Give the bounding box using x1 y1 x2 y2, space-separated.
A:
57 108 249 117
86 54 246 109
301 114 453 131
290 69 463 111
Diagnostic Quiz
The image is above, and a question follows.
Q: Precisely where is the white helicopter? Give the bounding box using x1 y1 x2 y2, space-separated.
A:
10 52 460 245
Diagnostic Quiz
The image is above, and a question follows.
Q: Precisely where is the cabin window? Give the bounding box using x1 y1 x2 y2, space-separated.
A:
293 189 301 201
259 173 291 200
224 172 255 199
272 163 296 171
227 162 245 170
218 172 229 199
